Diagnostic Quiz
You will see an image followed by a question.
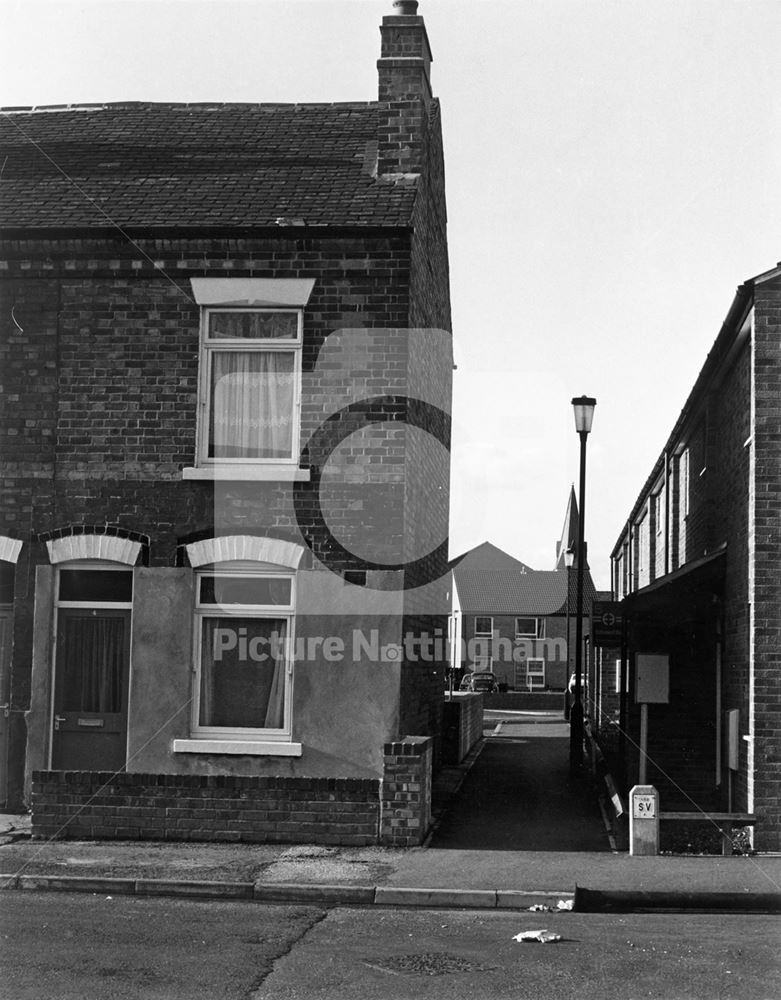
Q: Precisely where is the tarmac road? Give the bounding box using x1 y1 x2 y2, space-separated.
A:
0 892 324 1000
2 892 779 1000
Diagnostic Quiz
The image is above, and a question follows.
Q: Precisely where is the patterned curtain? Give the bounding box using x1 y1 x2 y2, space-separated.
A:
209 351 295 459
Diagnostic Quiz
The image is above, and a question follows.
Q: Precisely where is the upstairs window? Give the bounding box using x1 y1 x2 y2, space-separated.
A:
474 616 493 637
198 309 302 464
653 489 665 536
636 511 649 586
515 617 545 639
680 448 690 519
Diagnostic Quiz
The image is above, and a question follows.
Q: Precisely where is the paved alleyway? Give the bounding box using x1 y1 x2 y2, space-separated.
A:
430 711 611 852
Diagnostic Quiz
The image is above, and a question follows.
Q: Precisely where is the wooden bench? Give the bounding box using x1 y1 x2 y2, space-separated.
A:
659 812 758 856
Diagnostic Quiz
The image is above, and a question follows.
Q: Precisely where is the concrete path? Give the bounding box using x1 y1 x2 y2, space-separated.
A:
430 715 609 852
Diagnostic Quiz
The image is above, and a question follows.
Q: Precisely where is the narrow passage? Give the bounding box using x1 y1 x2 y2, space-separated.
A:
430 712 610 852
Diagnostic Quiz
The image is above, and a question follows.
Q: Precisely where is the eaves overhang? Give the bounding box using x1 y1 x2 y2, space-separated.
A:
0 223 414 241
621 543 726 613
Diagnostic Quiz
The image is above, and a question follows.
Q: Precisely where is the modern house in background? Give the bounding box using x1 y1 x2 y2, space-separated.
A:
0 2 453 846
449 490 596 691
610 260 781 851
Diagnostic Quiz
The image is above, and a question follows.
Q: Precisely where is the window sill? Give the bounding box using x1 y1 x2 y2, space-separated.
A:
172 739 303 756
182 466 310 482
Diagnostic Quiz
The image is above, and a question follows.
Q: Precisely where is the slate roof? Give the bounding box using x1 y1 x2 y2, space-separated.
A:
0 102 418 230
453 570 568 616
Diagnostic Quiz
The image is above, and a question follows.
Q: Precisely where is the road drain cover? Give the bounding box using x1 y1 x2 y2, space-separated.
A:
366 952 490 976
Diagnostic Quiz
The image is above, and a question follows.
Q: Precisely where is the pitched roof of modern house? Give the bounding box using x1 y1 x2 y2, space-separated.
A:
449 541 533 573
453 569 567 616
0 101 421 231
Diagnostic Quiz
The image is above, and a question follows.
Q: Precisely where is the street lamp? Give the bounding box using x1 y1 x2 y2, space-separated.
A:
570 395 596 773
564 546 574 720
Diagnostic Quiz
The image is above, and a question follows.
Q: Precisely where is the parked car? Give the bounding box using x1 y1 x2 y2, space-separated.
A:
465 671 498 694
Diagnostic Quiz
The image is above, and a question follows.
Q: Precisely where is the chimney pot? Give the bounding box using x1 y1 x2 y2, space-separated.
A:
393 1 419 13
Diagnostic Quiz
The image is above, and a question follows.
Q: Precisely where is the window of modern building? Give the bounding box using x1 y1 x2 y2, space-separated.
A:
653 489 665 536
525 657 546 689
474 616 493 636
515 617 545 639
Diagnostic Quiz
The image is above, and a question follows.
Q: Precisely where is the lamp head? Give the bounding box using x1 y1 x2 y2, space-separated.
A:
571 395 597 434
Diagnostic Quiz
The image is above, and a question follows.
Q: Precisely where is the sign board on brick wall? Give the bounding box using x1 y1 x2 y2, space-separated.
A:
635 653 670 704
591 601 623 646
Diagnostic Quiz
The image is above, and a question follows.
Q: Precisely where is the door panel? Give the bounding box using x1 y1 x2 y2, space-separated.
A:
52 609 130 771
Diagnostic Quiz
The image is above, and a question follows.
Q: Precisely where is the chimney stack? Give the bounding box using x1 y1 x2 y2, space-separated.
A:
377 0 434 178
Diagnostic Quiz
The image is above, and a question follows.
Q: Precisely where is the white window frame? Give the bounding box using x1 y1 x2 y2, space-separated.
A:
55 560 134 610
637 510 648 579
474 616 493 637
653 489 664 536
525 657 546 690
177 564 300 755
515 616 544 639
680 448 690 519
193 307 303 472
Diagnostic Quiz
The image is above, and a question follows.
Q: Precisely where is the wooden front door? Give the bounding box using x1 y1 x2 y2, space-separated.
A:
52 608 131 772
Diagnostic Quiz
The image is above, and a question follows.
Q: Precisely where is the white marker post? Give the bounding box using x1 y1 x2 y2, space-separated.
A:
629 784 659 856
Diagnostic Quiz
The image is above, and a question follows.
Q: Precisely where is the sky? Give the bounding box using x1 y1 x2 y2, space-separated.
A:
3 0 780 589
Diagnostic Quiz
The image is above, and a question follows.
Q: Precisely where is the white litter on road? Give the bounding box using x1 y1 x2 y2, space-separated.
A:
513 930 563 944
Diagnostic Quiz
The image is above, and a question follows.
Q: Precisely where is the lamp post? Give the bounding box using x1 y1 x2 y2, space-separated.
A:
564 546 574 719
570 395 596 773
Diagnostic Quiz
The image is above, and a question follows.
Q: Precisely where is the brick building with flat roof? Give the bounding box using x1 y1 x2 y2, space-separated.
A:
610 260 781 851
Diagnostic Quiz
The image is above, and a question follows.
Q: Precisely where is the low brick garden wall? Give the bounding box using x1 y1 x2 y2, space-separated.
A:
31 771 380 845
442 693 483 764
31 737 435 847
484 691 567 712
381 736 433 847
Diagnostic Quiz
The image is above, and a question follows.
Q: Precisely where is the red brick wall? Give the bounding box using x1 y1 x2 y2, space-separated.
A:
31 770 379 845
0 222 452 807
441 694 482 764
380 736 433 846
715 344 752 814
397 96 452 748
611 280 781 847
751 276 781 849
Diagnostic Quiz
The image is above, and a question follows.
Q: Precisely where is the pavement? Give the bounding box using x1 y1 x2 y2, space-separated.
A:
2 816 780 912
2 725 781 913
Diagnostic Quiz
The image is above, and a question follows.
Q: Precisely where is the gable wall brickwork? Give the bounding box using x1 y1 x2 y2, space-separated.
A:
751 276 781 849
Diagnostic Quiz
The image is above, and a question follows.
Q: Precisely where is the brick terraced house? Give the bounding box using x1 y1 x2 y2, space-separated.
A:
610 261 781 851
0 1 454 846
